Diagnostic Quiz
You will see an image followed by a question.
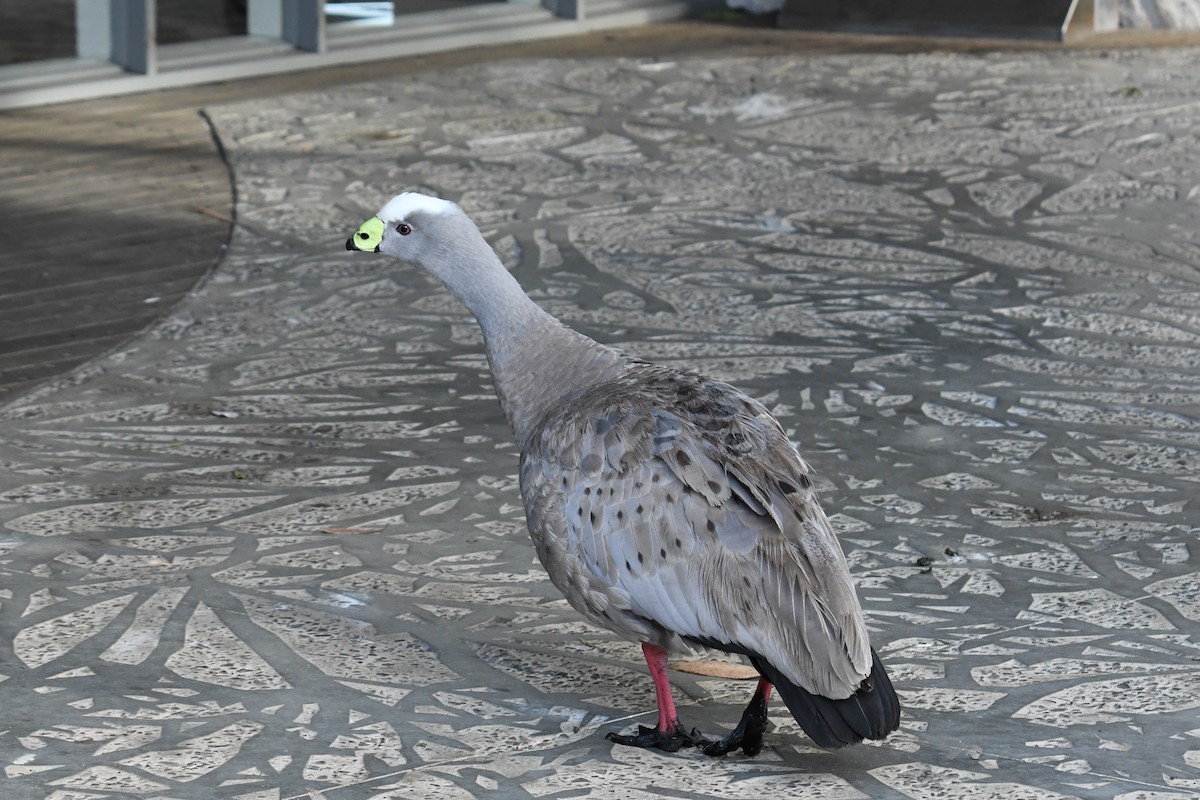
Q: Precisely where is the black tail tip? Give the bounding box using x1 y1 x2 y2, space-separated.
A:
758 649 901 749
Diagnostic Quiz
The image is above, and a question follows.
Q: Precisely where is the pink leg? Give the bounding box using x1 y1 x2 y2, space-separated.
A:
605 642 705 752
642 642 679 732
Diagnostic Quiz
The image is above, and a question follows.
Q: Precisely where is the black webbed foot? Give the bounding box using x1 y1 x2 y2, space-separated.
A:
702 687 770 757
606 723 707 753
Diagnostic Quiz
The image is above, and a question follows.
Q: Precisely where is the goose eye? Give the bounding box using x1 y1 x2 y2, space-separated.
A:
396 223 412 236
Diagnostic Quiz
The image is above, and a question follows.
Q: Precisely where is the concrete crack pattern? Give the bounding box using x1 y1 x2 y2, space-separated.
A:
1 47 1199 799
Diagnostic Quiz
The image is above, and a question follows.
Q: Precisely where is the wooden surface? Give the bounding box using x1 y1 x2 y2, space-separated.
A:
0 101 232 401
2 19 1198 403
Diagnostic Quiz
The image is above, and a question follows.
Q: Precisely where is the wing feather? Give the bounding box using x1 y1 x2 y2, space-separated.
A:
520 370 872 698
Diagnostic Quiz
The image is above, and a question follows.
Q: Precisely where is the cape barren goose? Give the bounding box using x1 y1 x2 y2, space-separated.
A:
347 192 900 756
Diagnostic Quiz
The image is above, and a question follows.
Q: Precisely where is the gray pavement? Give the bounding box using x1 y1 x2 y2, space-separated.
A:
1 44 1200 800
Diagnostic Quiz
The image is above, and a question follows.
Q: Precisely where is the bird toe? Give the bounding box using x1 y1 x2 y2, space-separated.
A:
607 723 707 753
701 727 766 757
702 697 770 757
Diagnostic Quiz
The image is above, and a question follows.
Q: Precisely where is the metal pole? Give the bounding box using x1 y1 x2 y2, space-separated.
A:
76 0 156 74
248 0 326 52
542 0 586 20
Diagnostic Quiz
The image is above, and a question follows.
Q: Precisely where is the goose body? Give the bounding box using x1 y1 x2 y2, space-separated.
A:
347 193 900 755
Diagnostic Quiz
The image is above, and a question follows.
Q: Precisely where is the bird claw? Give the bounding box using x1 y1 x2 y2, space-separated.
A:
702 727 765 757
606 723 708 753
702 696 770 757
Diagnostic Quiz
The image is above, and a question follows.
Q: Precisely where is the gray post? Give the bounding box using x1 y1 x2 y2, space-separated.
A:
76 0 156 74
248 0 326 52
542 0 585 20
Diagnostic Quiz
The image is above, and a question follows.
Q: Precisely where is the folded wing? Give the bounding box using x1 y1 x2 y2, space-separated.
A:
520 370 874 702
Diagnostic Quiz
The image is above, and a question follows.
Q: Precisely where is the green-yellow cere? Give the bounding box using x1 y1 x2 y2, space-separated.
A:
350 216 385 251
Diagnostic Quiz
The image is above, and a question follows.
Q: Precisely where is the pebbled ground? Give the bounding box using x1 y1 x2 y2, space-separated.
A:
1 44 1199 799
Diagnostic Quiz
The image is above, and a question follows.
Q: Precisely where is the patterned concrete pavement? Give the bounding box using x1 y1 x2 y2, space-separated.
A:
1 44 1199 800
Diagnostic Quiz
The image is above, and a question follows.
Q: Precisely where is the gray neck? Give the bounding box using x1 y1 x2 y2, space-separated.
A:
423 220 623 444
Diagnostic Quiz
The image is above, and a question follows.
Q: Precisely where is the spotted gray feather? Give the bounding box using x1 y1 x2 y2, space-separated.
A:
521 362 872 699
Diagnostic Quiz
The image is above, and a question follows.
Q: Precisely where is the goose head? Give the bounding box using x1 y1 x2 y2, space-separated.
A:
345 192 461 262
